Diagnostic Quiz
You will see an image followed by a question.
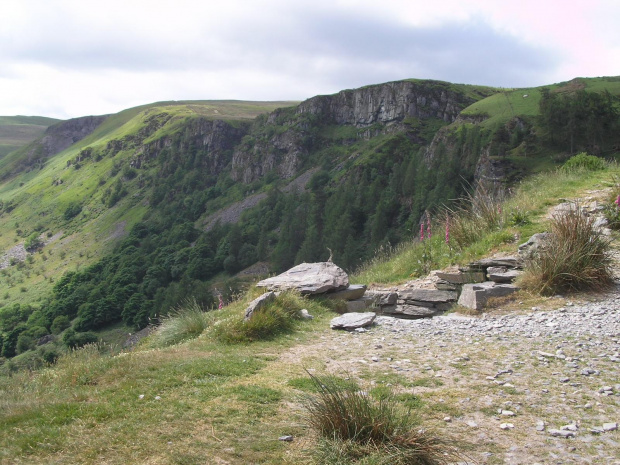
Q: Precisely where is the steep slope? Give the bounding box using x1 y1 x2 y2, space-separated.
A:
0 77 619 362
0 115 60 159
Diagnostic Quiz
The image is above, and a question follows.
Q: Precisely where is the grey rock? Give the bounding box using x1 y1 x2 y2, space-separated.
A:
346 297 375 312
518 232 553 259
603 422 618 432
366 290 398 306
323 284 367 301
330 312 376 330
398 289 458 303
536 420 546 431
257 262 348 294
487 267 522 283
244 291 276 321
467 256 521 271
382 304 441 318
299 309 314 319
549 429 575 438
435 270 486 284
278 435 294 442
457 282 519 310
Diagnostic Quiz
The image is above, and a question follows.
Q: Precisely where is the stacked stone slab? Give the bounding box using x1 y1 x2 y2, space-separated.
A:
457 255 521 310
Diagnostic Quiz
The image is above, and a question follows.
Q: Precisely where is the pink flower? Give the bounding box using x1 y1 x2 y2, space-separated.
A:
615 195 620 208
218 295 224 310
445 218 450 245
426 216 432 240
420 223 424 241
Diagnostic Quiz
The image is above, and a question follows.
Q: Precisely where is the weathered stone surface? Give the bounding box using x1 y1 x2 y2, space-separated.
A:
324 284 367 301
244 291 276 321
398 289 457 303
434 280 458 291
467 256 521 271
257 262 348 294
330 312 376 330
346 297 376 312
458 282 519 310
518 233 553 259
366 290 398 306
382 305 440 318
435 270 486 284
487 266 522 283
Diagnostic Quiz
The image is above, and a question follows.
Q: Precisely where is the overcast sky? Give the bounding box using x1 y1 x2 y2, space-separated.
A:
1 0 619 119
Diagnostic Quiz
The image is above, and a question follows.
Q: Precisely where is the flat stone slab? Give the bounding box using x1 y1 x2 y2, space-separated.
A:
458 282 519 310
382 304 440 318
257 262 348 294
330 312 376 330
467 256 521 271
435 270 486 284
323 284 367 301
487 267 522 283
366 290 398 306
398 289 457 303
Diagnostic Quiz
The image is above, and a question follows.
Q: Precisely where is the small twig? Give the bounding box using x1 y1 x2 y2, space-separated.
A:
211 425 222 442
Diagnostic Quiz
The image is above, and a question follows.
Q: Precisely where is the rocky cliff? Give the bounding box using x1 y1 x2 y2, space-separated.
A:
28 115 108 162
231 80 488 183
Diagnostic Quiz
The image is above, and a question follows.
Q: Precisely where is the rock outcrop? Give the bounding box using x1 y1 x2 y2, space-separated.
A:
330 312 376 330
256 262 349 295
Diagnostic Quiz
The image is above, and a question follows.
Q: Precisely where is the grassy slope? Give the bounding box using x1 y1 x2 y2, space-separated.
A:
0 100 297 307
0 116 61 159
1 162 619 464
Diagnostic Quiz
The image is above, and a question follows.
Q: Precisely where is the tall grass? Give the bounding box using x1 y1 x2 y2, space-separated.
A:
304 372 461 465
519 206 613 295
148 298 211 347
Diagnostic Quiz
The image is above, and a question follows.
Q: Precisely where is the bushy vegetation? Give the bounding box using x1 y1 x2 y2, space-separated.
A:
147 298 211 347
519 207 613 295
304 372 459 465
560 152 608 172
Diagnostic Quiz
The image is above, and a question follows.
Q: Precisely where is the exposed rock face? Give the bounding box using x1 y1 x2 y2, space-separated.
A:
232 80 482 183
131 118 248 175
25 115 108 162
256 262 349 294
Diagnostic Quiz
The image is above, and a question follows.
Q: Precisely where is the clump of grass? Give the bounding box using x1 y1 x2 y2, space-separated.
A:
148 298 211 347
519 207 613 295
213 290 306 343
304 372 461 465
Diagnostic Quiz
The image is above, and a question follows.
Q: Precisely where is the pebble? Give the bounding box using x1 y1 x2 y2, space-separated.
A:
278 435 294 442
500 423 514 430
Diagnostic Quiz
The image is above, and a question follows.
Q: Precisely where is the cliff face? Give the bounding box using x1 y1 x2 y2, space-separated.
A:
231 80 480 183
296 80 472 126
28 115 108 161
131 118 248 175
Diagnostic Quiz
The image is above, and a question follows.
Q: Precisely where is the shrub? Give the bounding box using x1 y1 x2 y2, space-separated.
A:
561 152 607 172
148 298 211 347
519 206 613 295
304 372 460 465
63 202 82 221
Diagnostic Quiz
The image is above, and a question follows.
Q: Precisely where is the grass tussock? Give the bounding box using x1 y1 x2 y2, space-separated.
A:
213 290 309 343
148 298 211 347
304 372 462 465
519 207 613 295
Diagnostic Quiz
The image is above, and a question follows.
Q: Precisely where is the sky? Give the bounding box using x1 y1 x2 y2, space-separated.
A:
1 0 619 119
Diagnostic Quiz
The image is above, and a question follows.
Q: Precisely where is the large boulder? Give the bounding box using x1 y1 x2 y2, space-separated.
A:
256 262 349 295
458 282 519 310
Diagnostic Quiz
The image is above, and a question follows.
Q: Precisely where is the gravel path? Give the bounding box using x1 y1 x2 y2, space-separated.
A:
285 289 620 464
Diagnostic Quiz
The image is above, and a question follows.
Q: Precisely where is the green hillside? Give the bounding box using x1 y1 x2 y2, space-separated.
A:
0 115 60 159
0 76 618 368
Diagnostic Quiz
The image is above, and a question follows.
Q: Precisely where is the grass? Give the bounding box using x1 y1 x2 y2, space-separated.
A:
518 206 613 295
304 372 461 464
147 298 212 347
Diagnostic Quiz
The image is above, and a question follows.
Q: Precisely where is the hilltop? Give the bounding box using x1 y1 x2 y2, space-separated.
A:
0 115 60 160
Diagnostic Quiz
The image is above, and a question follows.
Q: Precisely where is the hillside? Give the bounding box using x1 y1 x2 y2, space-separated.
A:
1 161 619 464
0 77 619 363
0 115 60 159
